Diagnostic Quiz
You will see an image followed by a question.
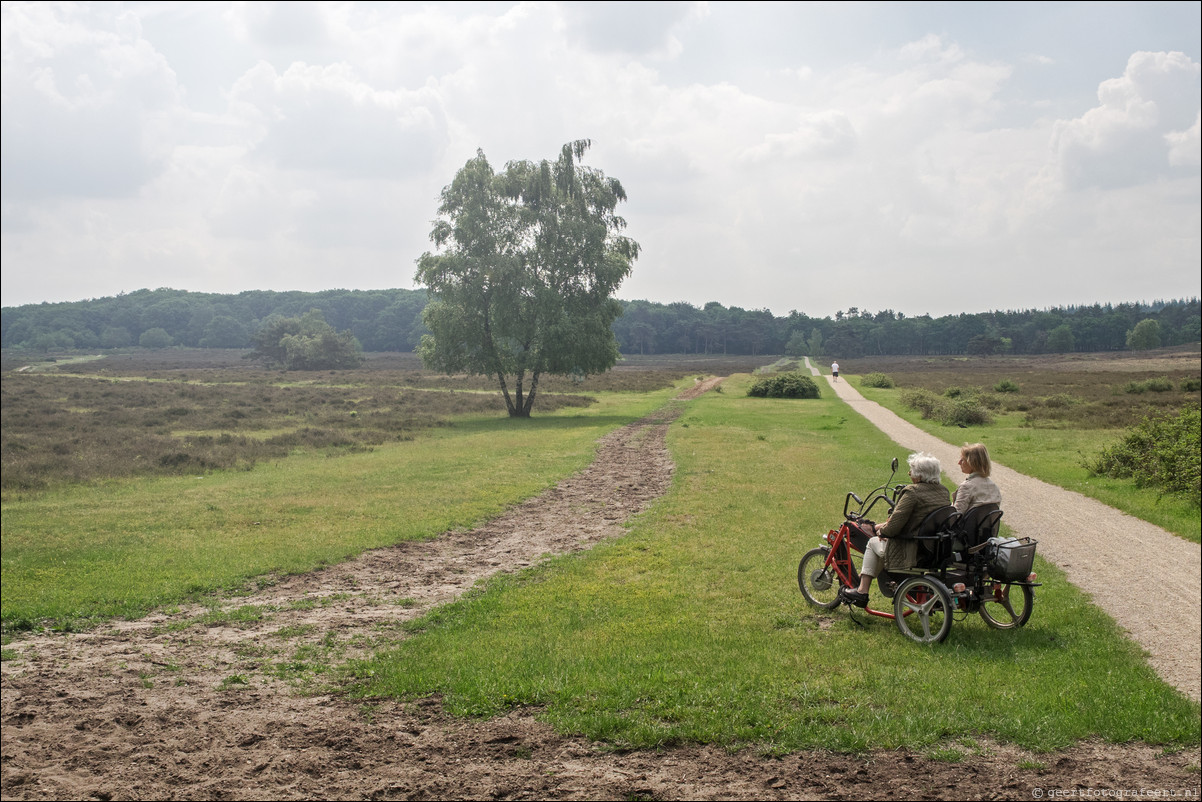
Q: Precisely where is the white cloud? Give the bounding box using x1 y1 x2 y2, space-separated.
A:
1167 110 1201 168
1052 51 1201 190
559 1 705 58
0 2 183 200
739 110 858 162
2 3 1198 315
226 1 335 49
228 61 448 179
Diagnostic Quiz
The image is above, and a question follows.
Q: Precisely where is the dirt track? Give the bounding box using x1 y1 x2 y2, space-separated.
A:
2 375 1199 800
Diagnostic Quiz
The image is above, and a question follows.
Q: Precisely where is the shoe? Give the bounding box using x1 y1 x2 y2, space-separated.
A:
839 588 869 608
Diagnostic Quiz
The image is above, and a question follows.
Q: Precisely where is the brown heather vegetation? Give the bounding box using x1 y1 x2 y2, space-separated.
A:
842 345 1201 428
1 350 770 493
10 346 1194 495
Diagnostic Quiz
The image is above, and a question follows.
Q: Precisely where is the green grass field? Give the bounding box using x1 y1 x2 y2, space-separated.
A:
3 365 1198 755
355 375 1200 753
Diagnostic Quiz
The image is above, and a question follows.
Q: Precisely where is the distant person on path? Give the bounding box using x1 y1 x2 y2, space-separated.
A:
953 443 1002 513
839 452 950 607
831 361 839 382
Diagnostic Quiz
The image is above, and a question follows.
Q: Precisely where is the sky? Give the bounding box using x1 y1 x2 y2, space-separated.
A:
2 1 1200 319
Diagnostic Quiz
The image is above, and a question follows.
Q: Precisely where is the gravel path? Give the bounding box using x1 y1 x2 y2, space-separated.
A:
806 358 1201 701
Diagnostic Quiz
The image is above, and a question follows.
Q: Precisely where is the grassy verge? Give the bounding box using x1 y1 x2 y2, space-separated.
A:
852 382 1201 543
356 375 1200 752
1 387 676 628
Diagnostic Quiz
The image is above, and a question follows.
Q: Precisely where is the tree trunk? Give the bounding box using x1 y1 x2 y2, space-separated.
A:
519 371 541 417
496 372 517 416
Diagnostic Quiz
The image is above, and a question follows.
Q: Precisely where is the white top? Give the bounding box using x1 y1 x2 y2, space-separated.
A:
953 473 1002 513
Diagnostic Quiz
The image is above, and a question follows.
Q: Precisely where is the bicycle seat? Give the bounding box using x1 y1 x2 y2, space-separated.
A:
957 504 1003 552
913 506 960 568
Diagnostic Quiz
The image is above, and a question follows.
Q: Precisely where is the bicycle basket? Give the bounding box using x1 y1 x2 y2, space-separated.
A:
987 537 1037 582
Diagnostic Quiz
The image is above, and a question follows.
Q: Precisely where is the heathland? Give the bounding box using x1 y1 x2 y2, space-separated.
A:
1 348 1198 800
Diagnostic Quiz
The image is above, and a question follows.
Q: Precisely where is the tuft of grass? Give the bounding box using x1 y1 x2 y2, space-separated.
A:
217 674 250 691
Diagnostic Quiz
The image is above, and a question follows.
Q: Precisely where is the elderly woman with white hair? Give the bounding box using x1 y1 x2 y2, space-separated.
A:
839 452 951 608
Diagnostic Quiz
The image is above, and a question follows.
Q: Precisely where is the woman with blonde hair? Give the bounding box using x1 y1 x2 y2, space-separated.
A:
953 443 1002 513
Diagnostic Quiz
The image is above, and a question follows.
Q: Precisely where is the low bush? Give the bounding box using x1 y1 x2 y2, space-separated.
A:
746 372 820 399
900 389 941 419
949 399 992 426
860 372 895 389
900 388 991 427
993 379 1020 393
1179 377 1201 392
1146 377 1174 392
1089 407 1201 504
976 393 1003 410
1124 377 1174 394
1042 393 1078 409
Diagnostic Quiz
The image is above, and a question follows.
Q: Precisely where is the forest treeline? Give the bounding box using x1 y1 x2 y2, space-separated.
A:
2 287 1198 357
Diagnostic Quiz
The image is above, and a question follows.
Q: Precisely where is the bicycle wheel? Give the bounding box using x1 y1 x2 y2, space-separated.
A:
798 547 840 609
979 582 1034 629
894 575 953 644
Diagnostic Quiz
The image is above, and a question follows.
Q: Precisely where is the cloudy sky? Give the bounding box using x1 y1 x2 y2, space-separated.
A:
2 1 1199 318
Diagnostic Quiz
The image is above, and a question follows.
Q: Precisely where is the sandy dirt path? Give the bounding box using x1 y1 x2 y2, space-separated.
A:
806 358 1201 701
2 376 1198 800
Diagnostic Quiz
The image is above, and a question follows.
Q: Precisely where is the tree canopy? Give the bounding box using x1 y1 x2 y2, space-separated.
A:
1126 319 1162 350
246 309 363 370
415 141 639 417
3 288 1198 361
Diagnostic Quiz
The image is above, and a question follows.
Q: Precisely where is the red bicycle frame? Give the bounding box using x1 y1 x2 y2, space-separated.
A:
819 521 901 620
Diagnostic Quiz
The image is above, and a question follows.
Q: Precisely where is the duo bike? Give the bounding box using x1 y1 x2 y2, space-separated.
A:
797 458 1040 644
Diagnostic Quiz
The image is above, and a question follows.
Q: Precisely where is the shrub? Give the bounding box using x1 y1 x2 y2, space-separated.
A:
993 379 1020 393
900 389 942 419
943 386 966 398
976 393 1002 410
747 372 820 399
944 398 993 427
1042 393 1078 409
860 372 895 389
901 388 991 427
1089 407 1201 504
1124 377 1174 394
1180 377 1202 392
